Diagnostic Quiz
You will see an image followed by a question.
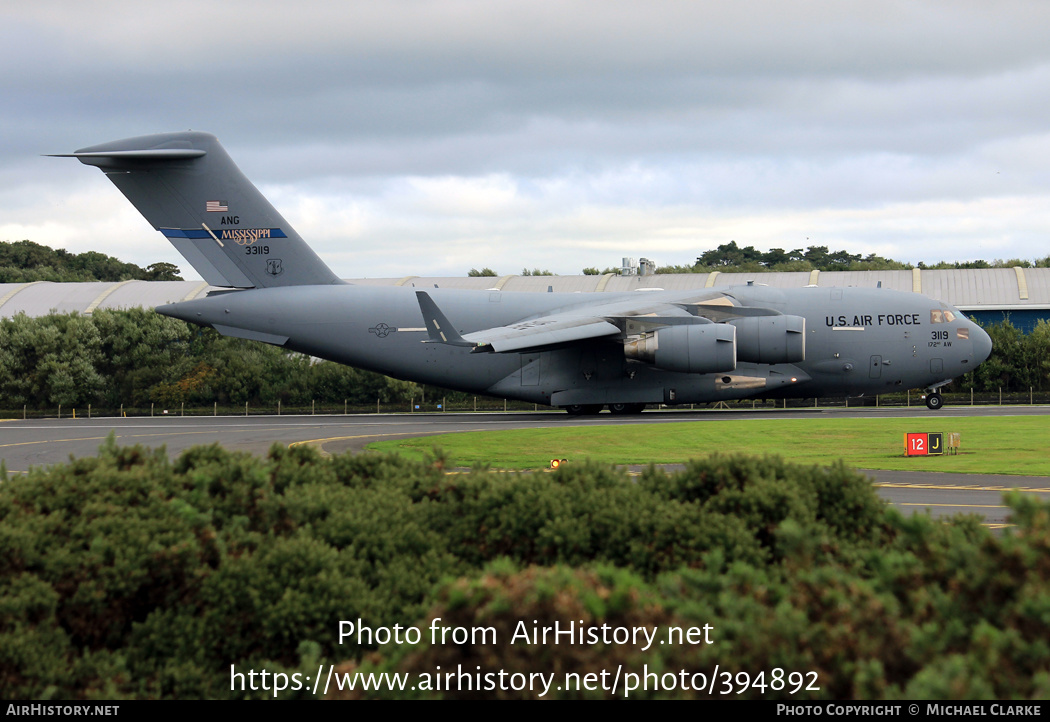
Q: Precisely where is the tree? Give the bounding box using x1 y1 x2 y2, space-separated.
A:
1025 320 1050 391
761 248 792 267
0 312 106 407
696 241 762 267
144 262 183 281
963 320 1035 392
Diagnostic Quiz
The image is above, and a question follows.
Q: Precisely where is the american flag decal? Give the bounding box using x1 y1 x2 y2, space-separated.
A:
206 200 228 212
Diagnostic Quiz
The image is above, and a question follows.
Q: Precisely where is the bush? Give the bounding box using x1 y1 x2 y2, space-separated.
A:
2 441 1049 698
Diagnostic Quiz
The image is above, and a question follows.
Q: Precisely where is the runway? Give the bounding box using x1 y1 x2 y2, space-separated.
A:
2 405 1048 529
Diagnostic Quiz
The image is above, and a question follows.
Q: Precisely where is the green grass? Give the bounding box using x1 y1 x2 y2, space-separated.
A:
367 415 1050 475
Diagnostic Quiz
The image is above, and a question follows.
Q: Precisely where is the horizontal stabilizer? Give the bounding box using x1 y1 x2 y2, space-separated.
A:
211 324 290 346
47 149 207 162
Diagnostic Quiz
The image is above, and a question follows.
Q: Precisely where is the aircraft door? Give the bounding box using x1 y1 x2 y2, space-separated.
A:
930 358 943 375
869 355 882 379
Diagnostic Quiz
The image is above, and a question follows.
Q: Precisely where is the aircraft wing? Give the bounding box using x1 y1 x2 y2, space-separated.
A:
415 289 780 354
416 290 620 352
462 316 622 353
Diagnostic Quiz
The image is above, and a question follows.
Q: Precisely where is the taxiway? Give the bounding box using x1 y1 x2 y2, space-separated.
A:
2 406 1047 529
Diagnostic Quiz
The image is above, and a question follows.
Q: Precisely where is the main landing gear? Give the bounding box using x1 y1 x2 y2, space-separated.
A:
564 403 646 415
564 404 603 415
609 402 646 415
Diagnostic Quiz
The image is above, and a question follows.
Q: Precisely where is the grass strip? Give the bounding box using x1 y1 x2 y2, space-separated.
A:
367 415 1050 475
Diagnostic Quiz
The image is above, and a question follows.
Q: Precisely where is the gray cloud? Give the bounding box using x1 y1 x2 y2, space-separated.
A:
4 1 1050 276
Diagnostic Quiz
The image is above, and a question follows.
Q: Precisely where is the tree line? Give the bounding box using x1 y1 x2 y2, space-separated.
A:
683 242 1050 273
961 319 1050 392
0 308 425 411
668 244 1050 274
479 242 1050 276
4 236 1047 282
0 239 182 283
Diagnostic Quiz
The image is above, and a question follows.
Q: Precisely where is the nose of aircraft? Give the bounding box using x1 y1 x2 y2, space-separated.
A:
972 324 993 364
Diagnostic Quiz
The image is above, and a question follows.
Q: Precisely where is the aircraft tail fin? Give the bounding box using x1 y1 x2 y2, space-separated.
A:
53 131 342 288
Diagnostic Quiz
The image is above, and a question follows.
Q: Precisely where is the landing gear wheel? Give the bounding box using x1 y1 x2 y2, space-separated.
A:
925 392 944 410
565 404 603 416
609 403 646 415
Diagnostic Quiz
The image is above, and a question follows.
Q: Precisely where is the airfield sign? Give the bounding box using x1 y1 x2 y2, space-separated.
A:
904 432 960 456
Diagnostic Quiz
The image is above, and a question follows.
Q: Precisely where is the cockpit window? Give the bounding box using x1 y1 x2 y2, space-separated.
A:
931 308 957 324
957 328 969 340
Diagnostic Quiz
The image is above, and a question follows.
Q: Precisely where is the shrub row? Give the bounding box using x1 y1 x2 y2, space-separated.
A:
1 441 1048 698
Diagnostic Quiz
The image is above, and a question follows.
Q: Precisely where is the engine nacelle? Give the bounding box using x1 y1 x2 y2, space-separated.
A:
730 315 806 364
623 324 736 374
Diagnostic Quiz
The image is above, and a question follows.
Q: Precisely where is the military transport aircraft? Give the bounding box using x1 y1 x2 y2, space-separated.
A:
54 132 992 413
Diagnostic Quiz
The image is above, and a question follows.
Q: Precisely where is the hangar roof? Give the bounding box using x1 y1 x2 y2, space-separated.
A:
2 268 1048 318
341 268 1050 311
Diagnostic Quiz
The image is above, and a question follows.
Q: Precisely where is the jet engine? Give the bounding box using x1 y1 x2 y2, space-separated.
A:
729 315 806 364
623 323 736 373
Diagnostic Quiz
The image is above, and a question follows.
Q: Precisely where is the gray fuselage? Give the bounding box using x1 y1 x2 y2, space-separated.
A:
158 282 992 408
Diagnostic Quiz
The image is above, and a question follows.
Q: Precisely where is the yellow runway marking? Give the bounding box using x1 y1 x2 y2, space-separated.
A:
875 482 1050 493
0 435 111 449
289 432 441 458
0 428 298 450
898 502 1007 509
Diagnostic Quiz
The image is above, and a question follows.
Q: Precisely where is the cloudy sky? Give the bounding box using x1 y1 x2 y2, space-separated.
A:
3 1 1050 279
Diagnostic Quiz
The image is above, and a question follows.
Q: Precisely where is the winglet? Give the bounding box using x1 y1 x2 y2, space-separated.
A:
415 291 476 347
